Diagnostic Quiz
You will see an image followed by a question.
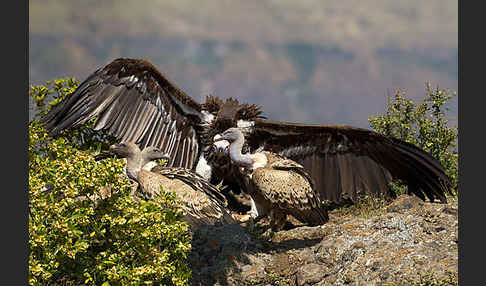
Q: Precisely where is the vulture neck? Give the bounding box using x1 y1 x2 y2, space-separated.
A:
228 133 254 168
125 154 142 181
125 149 158 181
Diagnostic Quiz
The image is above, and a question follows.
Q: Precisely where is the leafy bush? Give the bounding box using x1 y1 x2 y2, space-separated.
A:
29 80 192 285
369 82 458 194
30 77 79 117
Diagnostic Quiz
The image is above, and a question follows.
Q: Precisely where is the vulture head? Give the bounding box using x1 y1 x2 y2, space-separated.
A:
141 146 171 162
211 139 230 162
108 142 141 158
208 139 232 178
107 142 170 180
107 142 142 180
214 127 258 169
213 127 243 143
141 146 171 171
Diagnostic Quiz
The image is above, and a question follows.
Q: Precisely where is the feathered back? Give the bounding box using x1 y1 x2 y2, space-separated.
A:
151 165 229 207
250 151 329 226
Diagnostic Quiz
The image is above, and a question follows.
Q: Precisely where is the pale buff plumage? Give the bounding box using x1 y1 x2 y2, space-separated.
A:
214 128 329 231
107 142 235 230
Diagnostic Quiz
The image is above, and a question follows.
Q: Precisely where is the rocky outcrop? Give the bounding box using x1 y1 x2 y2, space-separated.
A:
188 195 458 285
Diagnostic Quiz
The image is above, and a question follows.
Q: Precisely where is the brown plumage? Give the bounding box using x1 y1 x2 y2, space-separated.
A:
105 142 235 230
41 57 452 207
214 128 328 231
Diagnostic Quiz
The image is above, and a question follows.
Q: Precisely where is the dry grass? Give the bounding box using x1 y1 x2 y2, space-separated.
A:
329 195 390 220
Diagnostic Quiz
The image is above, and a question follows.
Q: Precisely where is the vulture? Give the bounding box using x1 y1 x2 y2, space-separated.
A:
40 57 452 206
103 141 235 229
214 128 329 231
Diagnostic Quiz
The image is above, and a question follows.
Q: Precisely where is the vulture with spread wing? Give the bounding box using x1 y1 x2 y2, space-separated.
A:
41 58 452 205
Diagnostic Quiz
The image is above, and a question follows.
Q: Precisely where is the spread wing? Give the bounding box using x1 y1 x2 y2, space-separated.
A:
40 58 207 169
249 119 451 204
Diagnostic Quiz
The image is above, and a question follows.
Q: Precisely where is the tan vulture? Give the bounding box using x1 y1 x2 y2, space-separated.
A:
102 142 235 230
214 128 329 231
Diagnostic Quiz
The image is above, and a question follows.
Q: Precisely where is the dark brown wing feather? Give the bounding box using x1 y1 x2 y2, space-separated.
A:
250 118 451 203
40 58 203 169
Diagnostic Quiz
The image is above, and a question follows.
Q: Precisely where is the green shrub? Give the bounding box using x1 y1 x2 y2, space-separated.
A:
30 77 79 117
29 80 192 285
369 82 458 194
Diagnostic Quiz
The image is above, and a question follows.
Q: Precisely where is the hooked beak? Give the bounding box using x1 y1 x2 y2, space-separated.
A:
215 151 224 160
108 143 122 152
94 150 115 161
159 153 171 161
95 143 122 161
216 147 228 160
212 140 230 160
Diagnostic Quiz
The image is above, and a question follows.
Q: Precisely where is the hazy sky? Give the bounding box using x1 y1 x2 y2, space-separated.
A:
29 1 457 127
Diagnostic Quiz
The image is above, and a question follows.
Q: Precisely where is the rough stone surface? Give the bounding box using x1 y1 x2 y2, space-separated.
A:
188 195 458 285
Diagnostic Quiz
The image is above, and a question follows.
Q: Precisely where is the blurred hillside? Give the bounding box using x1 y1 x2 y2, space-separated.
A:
29 0 457 128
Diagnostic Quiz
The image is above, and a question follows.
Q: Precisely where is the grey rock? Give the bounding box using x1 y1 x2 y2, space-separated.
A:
296 263 329 286
188 195 457 285
386 195 424 213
